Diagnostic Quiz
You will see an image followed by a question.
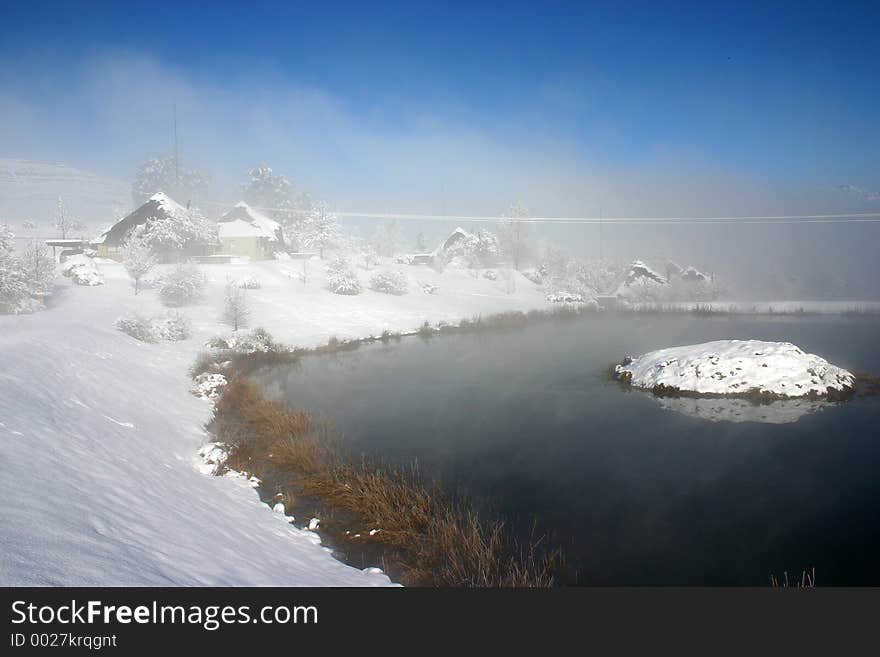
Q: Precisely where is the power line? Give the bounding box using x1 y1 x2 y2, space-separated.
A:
199 200 880 225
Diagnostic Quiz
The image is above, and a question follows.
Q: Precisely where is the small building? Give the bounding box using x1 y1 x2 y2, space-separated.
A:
216 202 285 260
44 238 87 260
438 226 472 254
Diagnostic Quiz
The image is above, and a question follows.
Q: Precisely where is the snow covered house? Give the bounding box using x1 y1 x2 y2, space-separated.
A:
95 192 215 262
215 202 285 260
613 260 669 299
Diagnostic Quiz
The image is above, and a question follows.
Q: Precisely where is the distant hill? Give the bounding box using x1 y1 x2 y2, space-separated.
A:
0 159 130 237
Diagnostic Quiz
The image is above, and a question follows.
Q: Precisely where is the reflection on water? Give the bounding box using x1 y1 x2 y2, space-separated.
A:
652 394 834 424
254 314 880 584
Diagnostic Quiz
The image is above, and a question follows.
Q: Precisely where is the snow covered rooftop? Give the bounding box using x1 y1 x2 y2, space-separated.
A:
218 202 282 241
615 339 855 399
148 191 189 217
99 191 191 246
614 260 668 296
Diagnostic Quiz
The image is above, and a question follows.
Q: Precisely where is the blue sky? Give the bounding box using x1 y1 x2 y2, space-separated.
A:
1 1 878 214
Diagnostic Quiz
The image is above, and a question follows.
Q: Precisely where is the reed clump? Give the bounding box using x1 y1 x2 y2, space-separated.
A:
210 377 559 587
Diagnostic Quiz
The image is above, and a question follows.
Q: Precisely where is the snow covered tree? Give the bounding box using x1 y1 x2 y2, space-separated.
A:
0 226 50 314
21 220 37 232
241 165 315 248
441 228 499 268
0 225 29 313
122 231 157 295
371 219 404 258
242 165 293 214
541 243 571 285
497 203 535 270
141 204 217 258
222 280 250 332
21 240 55 297
132 156 208 206
571 260 627 297
54 197 83 238
301 202 342 258
359 242 379 270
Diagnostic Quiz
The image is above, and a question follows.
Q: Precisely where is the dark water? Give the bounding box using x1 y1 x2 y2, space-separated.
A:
254 315 880 585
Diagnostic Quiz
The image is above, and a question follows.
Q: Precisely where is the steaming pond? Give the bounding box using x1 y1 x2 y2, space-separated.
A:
253 314 880 585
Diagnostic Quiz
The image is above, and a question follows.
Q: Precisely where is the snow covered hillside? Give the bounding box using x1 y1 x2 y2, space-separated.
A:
0 256 550 585
0 159 130 232
615 339 855 398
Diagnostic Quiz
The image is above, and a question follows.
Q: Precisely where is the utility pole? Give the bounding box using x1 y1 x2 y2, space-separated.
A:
173 103 179 189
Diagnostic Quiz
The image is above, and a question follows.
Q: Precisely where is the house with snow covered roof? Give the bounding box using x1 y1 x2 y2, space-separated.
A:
94 192 215 262
215 202 285 260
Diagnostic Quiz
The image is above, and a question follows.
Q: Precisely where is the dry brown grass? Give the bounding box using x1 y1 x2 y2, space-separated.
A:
209 377 560 587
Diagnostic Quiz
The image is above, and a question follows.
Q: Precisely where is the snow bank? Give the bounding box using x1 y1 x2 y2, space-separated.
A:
1 256 550 586
615 339 855 398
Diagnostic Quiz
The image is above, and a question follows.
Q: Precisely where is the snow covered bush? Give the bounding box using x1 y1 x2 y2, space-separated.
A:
153 311 192 341
369 270 408 295
236 275 261 289
159 264 206 307
521 267 543 285
419 281 439 295
115 314 158 343
191 372 227 400
62 255 103 286
482 269 498 280
546 291 585 304
115 311 192 342
326 256 361 295
207 327 281 354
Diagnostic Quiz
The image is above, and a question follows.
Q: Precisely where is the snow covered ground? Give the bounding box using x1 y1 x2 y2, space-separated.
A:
615 339 855 398
0 257 550 586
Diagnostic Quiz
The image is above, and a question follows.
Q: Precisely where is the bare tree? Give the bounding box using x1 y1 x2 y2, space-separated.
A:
497 203 535 271
222 280 250 331
54 196 83 239
122 232 157 295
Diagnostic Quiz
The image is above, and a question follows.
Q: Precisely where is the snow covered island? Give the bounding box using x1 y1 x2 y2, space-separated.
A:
615 339 855 400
